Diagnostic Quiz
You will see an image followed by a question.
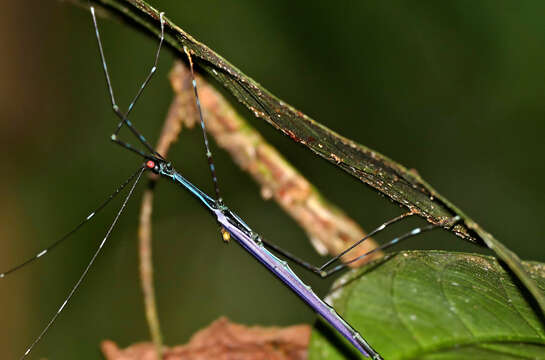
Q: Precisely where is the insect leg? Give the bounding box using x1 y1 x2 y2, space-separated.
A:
90 6 165 160
263 214 460 278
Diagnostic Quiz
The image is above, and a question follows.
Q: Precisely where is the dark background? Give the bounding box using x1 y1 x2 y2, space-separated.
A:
1 1 544 359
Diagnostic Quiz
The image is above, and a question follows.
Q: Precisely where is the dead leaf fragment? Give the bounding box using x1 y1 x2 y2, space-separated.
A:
102 317 311 360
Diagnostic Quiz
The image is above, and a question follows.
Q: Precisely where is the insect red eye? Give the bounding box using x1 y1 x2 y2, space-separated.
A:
146 160 156 169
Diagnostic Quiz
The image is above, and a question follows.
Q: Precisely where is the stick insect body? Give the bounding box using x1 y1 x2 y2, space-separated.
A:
143 157 381 358
3 4 459 359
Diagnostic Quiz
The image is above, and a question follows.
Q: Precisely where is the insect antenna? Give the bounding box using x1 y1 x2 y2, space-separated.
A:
0 168 142 279
19 166 145 360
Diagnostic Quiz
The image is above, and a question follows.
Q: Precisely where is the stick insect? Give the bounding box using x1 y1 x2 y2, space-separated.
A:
0 4 464 359
4 2 516 360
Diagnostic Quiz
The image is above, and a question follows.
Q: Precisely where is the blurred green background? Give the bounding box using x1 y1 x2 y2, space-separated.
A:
1 1 544 359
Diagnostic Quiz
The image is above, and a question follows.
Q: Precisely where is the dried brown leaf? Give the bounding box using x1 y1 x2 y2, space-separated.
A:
101 317 310 360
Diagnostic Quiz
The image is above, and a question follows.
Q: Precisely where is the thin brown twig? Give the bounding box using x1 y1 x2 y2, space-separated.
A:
137 79 191 359
138 187 163 358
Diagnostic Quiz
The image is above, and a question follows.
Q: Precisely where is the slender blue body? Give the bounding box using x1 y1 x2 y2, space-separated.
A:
155 162 382 359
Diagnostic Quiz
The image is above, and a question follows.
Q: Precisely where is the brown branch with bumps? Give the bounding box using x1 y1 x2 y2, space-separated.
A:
169 62 380 262
135 61 380 359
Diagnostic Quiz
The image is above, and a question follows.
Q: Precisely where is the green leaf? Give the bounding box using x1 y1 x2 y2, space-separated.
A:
309 251 545 360
86 0 473 241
